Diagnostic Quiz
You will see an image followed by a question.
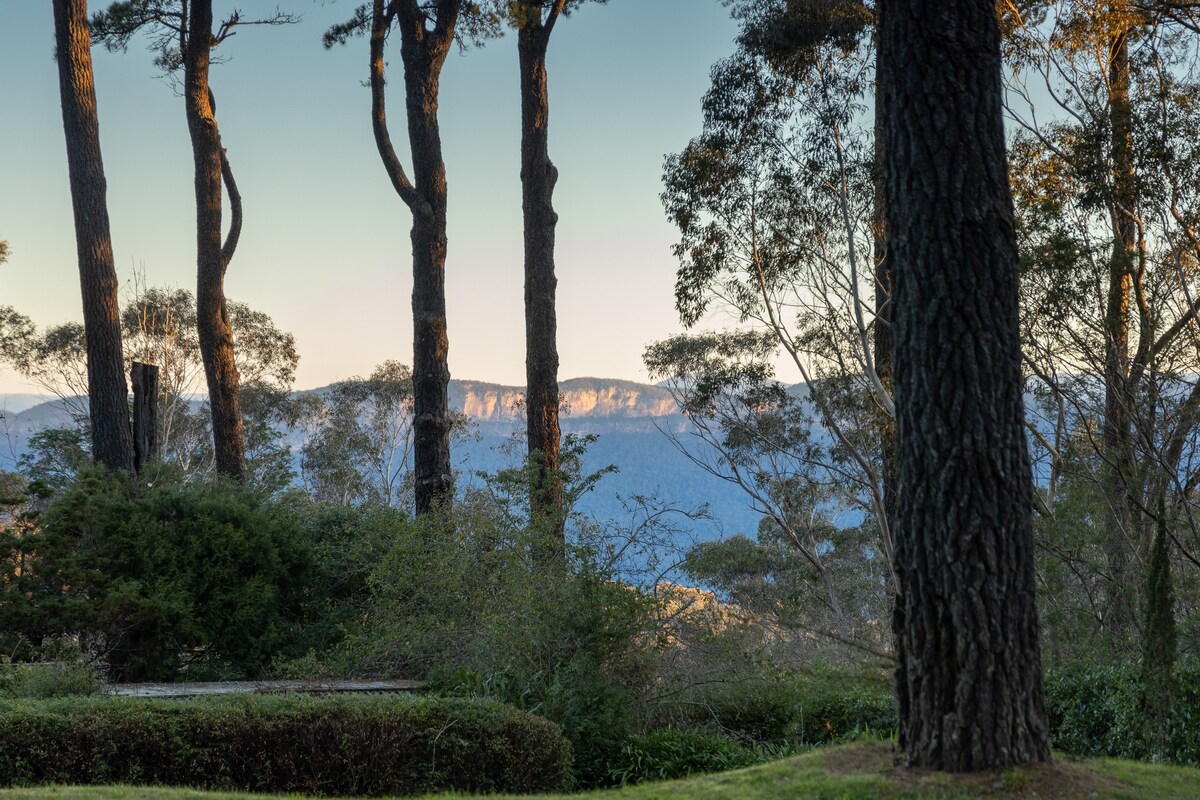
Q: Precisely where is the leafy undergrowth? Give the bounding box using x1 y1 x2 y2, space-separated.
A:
1 741 1197 799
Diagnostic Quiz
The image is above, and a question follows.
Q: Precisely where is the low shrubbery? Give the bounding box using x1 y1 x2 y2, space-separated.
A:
607 728 799 785
687 673 896 746
18 461 1200 787
1045 658 1200 767
337 498 662 790
0 661 103 699
0 693 571 795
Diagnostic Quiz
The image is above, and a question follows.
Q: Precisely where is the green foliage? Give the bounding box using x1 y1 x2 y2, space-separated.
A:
661 1 874 330
0 662 103 700
321 1 503 53
4 740 1200 800
1031 463 1123 661
17 429 90 494
684 518 890 650
1045 659 1200 767
731 0 873 75
6 285 301 484
647 330 892 651
679 671 896 747
266 501 417 671
1143 502 1178 759
346 505 659 788
0 693 571 795
608 729 798 786
0 467 314 680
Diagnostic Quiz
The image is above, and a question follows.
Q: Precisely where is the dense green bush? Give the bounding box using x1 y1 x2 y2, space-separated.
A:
682 671 896 746
608 729 798 785
0 693 571 795
0 467 314 680
1045 658 1200 766
267 500 404 668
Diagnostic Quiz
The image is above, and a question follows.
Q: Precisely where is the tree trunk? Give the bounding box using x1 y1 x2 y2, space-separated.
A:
1141 496 1176 759
398 17 454 514
879 0 1052 771
131 360 159 472
872 77 907 745
183 0 246 481
1101 25 1139 644
872 84 894 540
53 0 134 474
519 12 564 548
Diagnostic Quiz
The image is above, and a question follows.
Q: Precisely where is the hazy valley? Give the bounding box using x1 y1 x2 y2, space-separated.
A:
0 377 765 549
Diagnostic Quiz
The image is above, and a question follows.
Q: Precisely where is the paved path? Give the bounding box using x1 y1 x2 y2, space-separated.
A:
106 679 424 698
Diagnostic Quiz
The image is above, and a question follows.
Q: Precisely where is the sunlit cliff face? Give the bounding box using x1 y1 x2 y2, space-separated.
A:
455 381 679 421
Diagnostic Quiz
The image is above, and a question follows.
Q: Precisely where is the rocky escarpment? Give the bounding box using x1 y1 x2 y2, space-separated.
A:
450 377 679 422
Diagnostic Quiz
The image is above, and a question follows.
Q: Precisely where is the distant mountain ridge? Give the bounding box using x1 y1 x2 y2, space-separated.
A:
0 394 55 415
1 378 680 427
0 380 765 545
451 377 679 421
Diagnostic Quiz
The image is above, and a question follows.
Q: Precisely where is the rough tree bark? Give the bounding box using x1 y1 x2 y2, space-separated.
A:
518 0 567 547
879 0 1052 770
368 0 459 515
131 360 159 472
183 0 247 481
53 0 134 474
871 79 906 747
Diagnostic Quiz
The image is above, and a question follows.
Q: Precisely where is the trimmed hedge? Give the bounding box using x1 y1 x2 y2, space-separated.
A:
0 693 571 795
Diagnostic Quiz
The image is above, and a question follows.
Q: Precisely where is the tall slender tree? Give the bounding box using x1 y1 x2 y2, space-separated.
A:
53 0 134 474
1004 0 1200 652
879 0 1051 770
324 1 493 514
178 0 244 482
92 1 295 482
511 0 603 544
181 0 244 480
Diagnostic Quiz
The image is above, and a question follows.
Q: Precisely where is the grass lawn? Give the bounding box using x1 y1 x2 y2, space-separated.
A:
0 741 1196 799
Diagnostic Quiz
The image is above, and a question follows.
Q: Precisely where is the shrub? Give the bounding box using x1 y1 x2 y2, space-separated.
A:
1045 658 1200 767
608 729 798 785
0 661 103 699
0 693 571 795
684 671 896 746
0 466 314 680
336 494 665 790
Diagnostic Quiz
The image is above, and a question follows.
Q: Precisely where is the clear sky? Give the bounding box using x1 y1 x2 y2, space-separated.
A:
0 0 740 394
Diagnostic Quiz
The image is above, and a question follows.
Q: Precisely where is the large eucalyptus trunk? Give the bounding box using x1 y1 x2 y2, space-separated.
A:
879 0 1052 770
183 0 246 481
519 9 563 547
53 0 134 474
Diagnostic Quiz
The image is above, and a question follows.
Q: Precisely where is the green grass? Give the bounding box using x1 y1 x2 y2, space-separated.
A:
0 741 1197 799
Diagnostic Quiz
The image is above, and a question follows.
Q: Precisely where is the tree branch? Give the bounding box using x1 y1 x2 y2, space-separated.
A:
370 0 418 208
220 147 241 273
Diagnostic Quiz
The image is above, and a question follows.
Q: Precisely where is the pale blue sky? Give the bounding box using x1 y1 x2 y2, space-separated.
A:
0 0 739 393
